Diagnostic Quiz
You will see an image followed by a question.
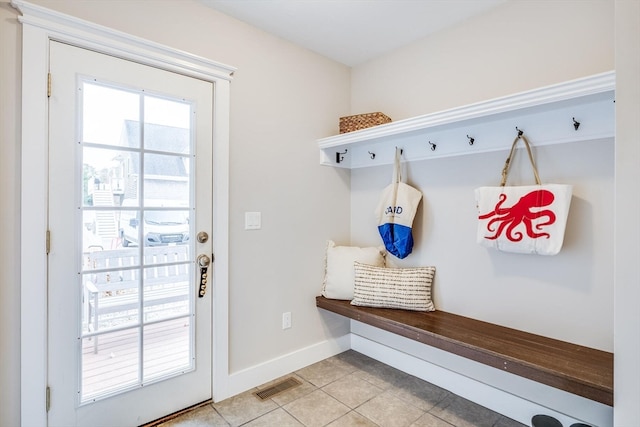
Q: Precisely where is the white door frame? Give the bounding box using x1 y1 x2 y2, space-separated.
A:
13 1 235 425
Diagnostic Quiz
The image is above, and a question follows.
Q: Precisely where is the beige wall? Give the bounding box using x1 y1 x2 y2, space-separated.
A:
351 0 614 121
614 0 640 423
0 2 22 424
0 1 351 425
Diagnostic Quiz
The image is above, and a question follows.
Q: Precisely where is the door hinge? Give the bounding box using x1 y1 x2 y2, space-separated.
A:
46 230 51 254
46 386 51 412
47 73 51 98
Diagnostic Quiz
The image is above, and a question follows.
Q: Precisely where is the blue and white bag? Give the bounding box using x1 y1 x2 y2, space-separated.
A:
375 148 423 259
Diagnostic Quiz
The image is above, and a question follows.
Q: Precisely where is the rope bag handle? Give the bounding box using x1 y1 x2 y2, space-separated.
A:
392 147 403 184
500 133 541 187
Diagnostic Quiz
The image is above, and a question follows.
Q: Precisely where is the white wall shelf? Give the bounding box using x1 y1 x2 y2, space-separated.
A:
318 71 615 169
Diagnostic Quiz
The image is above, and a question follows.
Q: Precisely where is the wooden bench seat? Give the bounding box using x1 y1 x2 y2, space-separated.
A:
316 296 613 406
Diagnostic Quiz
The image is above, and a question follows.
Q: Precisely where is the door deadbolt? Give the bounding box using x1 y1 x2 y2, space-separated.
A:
197 231 209 243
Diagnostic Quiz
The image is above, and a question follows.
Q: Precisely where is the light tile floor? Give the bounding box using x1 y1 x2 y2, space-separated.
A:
157 350 527 427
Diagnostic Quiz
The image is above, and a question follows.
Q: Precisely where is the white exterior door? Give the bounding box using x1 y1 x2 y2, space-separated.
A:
47 41 214 426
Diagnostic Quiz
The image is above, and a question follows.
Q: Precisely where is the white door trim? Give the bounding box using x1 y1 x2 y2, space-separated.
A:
12 1 235 425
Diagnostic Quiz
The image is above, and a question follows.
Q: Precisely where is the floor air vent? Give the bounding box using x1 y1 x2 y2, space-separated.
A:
254 377 302 400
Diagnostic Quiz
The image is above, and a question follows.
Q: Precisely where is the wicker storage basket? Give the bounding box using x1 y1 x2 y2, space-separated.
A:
339 112 391 134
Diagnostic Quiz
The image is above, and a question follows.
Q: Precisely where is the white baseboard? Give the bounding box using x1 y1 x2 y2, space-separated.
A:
221 334 350 401
351 329 612 427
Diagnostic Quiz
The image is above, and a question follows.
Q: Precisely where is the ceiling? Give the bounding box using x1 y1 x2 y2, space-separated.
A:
201 0 507 66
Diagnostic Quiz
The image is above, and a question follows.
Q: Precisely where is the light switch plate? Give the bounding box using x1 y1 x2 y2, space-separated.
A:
245 212 261 230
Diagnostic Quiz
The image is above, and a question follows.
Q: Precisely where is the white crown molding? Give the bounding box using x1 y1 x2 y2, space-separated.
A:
11 0 236 81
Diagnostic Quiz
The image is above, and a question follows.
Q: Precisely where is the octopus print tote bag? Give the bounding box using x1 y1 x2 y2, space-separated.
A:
475 133 572 255
375 148 422 259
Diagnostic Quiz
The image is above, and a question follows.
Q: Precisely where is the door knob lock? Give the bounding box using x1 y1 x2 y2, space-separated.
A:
197 254 210 268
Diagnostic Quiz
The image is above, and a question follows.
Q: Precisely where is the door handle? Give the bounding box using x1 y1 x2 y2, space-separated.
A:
197 254 211 298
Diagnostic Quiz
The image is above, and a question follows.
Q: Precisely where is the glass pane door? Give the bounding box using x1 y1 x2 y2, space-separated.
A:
48 40 214 426
79 81 194 402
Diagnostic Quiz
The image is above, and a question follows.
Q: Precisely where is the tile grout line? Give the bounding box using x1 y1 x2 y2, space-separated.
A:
164 351 527 427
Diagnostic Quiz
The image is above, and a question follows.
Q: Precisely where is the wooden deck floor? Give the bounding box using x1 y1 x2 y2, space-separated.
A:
81 316 192 401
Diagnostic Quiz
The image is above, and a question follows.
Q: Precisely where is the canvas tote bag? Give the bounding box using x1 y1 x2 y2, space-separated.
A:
475 133 572 255
375 148 423 259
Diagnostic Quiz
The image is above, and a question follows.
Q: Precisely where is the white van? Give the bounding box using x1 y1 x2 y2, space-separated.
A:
120 209 189 247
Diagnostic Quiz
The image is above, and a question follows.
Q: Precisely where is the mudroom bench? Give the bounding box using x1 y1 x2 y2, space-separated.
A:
316 296 613 406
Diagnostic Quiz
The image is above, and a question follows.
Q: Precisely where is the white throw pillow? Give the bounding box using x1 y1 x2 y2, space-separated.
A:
351 262 436 311
321 241 386 300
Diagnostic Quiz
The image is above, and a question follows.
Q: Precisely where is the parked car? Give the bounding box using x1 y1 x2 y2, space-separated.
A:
120 209 189 246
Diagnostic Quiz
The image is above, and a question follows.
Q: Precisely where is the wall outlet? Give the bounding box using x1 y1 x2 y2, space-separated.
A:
282 312 291 330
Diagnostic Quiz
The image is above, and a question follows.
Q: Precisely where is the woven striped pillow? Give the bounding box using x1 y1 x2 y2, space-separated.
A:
351 262 435 312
